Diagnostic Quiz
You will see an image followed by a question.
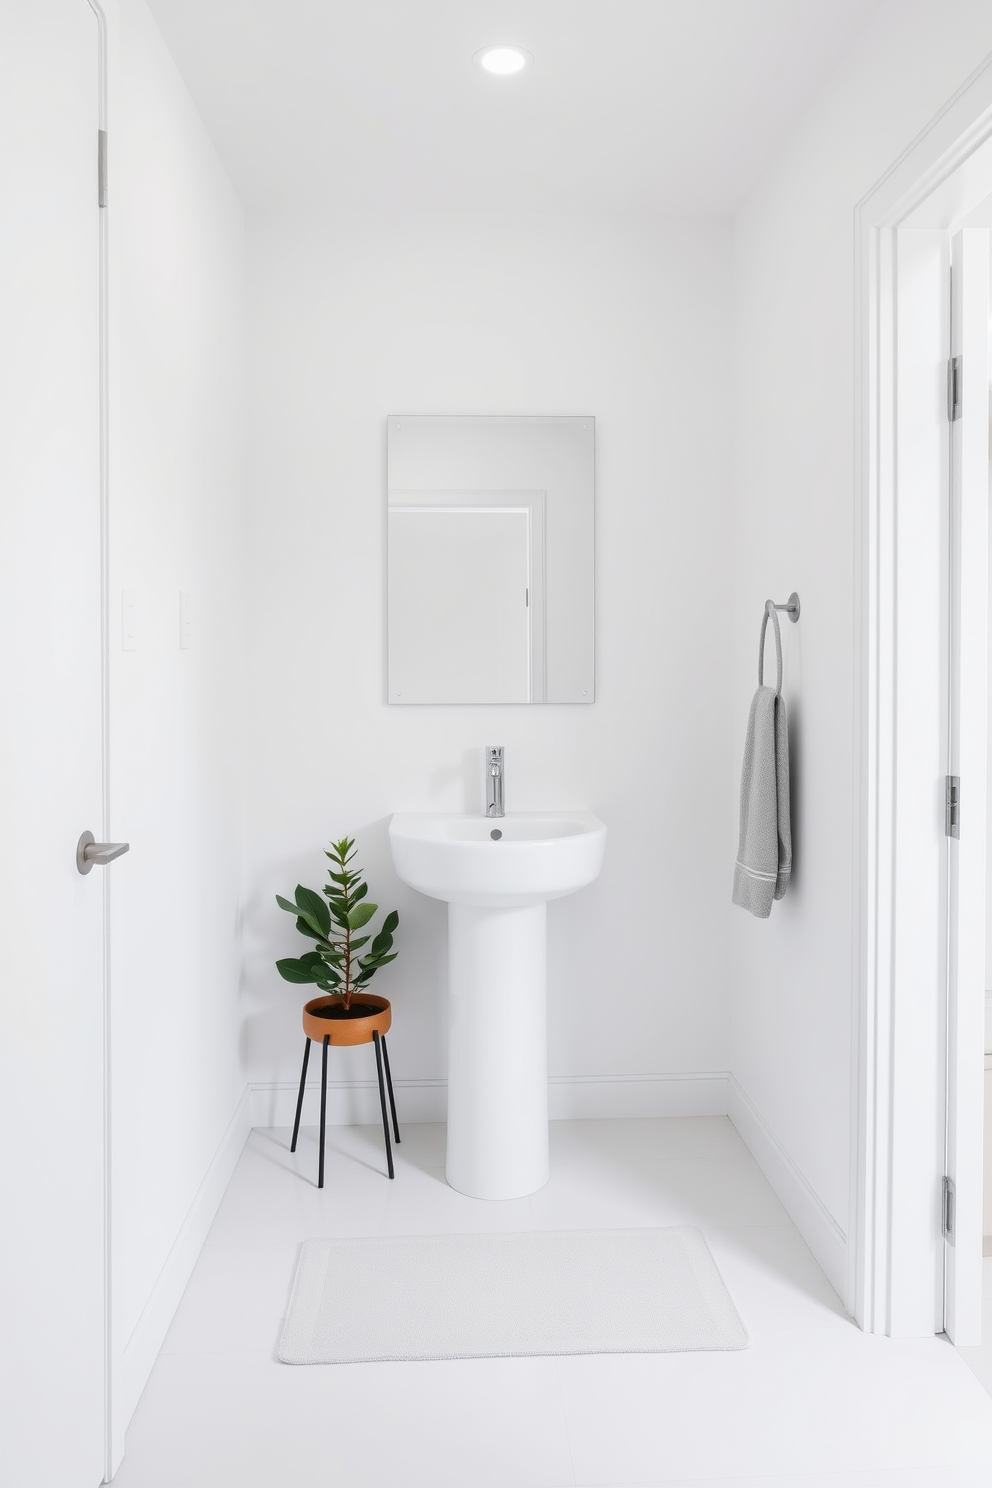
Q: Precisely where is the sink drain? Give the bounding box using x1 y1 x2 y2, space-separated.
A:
490 828 502 840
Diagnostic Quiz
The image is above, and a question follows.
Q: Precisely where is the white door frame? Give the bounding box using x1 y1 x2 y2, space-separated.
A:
945 226 990 1343
855 55 992 1335
86 0 117 1474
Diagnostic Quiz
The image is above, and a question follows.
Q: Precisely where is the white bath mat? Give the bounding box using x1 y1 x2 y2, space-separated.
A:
278 1226 749 1364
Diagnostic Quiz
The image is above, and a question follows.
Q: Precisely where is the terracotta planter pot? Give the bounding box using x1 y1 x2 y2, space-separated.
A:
302 992 391 1046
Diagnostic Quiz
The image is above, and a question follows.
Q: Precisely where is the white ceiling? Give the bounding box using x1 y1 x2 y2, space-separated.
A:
144 0 882 215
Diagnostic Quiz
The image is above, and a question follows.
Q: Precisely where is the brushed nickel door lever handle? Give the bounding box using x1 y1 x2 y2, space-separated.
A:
76 831 130 875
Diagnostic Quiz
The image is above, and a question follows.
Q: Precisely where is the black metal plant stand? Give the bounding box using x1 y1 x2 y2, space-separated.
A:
290 1029 400 1188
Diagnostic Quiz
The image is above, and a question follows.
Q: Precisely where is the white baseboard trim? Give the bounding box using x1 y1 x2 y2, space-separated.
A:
251 1072 729 1128
728 1074 849 1306
251 1078 447 1127
114 1086 252 1462
549 1072 728 1119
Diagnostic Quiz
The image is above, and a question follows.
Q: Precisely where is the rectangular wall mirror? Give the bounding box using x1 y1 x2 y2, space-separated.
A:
387 415 595 704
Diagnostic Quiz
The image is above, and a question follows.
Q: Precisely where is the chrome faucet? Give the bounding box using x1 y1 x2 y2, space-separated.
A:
486 746 504 817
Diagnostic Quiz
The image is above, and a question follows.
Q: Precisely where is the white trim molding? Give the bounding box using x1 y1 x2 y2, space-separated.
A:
251 1071 730 1129
114 1087 251 1458
548 1071 728 1120
855 52 992 1337
252 1077 446 1128
729 1076 848 1304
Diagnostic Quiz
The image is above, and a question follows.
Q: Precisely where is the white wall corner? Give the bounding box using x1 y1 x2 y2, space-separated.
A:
728 1075 849 1309
114 1086 252 1459
251 1072 729 1129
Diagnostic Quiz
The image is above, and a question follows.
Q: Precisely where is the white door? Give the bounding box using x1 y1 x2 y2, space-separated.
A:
0 3 109 1482
944 226 990 1344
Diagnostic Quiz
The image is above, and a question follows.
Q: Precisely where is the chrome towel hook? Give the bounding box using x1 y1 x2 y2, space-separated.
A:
769 592 800 623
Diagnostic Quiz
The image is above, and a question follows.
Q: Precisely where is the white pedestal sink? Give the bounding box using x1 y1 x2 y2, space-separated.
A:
389 812 607 1199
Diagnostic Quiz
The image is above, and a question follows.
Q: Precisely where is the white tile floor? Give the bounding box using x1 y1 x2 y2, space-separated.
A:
112 1118 992 1487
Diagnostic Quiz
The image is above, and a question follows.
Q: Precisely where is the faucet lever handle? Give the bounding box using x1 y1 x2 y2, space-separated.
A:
486 746 505 817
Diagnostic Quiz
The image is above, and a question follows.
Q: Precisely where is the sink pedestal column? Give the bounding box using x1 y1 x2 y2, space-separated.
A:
445 901 549 1200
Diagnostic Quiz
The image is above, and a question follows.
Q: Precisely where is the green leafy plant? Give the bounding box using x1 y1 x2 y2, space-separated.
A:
275 838 399 1011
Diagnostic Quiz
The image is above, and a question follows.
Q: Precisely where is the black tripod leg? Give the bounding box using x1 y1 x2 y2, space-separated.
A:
318 1035 329 1189
381 1035 400 1143
373 1030 394 1179
290 1038 311 1153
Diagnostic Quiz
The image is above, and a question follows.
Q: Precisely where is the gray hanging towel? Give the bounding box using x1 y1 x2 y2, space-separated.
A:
732 602 792 918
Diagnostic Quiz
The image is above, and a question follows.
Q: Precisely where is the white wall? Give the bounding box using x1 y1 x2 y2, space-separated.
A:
986 291 992 1243
730 0 992 1310
244 211 734 1121
109 0 247 1445
987 394 992 990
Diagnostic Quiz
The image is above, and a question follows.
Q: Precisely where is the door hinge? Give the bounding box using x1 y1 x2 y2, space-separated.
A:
98 129 107 208
942 1175 956 1243
945 775 960 838
947 355 962 421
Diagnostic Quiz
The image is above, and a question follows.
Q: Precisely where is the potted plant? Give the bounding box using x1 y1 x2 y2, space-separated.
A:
276 838 401 1184
276 836 399 1029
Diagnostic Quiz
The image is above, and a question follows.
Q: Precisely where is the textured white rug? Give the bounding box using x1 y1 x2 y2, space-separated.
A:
279 1226 749 1364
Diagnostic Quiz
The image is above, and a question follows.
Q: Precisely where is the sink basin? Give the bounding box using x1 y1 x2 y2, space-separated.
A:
388 811 606 908
389 811 607 1200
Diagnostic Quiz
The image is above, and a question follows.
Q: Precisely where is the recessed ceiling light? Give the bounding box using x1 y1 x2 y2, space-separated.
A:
473 45 532 77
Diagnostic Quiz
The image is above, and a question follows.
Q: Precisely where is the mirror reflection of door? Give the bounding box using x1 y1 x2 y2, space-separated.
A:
387 417 591 704
389 506 532 703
